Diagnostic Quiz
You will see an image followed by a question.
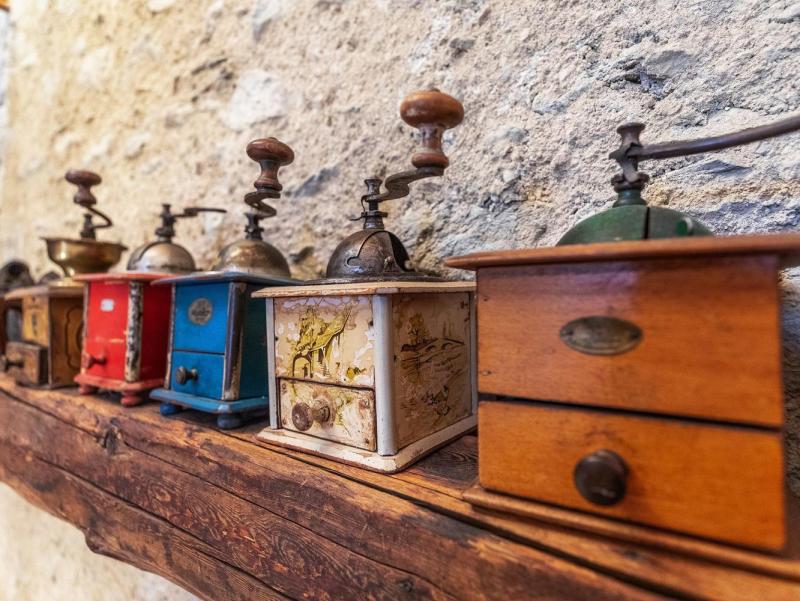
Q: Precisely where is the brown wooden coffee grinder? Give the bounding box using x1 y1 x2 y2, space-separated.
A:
448 114 800 556
2 171 125 388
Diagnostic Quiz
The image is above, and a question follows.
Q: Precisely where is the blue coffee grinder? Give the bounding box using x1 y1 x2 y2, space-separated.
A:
151 137 299 428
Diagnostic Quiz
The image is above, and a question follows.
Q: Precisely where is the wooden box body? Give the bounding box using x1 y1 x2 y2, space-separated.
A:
74 273 172 405
0 293 22 356
256 281 477 473
151 272 297 426
447 234 800 551
4 284 84 388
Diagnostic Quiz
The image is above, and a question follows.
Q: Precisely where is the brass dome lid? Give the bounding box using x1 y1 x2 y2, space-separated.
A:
212 218 291 278
127 240 196 274
126 204 224 274
325 227 425 283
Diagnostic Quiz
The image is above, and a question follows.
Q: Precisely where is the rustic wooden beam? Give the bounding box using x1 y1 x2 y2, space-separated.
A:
0 442 286 601
0 375 797 600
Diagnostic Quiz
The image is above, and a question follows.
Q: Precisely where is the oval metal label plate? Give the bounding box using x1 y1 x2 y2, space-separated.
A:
188 298 213 325
559 316 642 356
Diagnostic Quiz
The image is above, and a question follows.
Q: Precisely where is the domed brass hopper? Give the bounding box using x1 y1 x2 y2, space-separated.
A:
44 170 126 285
126 204 226 274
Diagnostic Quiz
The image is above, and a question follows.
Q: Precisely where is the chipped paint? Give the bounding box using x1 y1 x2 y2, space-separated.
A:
392 292 472 448
274 295 374 387
278 379 376 450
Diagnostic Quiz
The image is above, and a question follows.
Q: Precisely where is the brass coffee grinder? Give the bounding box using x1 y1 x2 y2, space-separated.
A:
256 89 477 472
3 170 126 387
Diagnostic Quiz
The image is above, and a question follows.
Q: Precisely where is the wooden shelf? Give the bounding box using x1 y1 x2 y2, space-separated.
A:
0 374 798 600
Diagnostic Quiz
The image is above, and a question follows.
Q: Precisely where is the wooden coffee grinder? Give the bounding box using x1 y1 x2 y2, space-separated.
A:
256 90 477 472
0 260 34 358
151 138 300 429
2 170 126 388
74 204 225 405
447 114 800 554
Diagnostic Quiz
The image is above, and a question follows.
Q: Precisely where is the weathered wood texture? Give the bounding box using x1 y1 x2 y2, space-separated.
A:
0 375 799 600
479 400 785 550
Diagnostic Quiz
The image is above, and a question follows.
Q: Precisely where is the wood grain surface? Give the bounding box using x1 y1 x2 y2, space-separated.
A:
0 375 661 601
475 256 783 426
0 375 798 600
479 400 785 550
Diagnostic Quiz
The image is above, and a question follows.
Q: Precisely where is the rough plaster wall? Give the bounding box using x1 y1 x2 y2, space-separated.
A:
0 0 797 598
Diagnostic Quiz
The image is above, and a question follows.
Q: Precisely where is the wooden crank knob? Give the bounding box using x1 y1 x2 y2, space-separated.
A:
246 137 295 194
400 89 464 169
65 169 102 207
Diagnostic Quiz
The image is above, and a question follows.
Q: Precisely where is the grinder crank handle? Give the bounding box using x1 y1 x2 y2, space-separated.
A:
244 137 295 216
154 205 226 241
65 169 113 240
363 89 464 205
177 207 227 218
609 113 800 188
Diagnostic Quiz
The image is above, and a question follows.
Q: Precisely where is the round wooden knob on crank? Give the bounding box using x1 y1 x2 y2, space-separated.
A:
400 89 464 169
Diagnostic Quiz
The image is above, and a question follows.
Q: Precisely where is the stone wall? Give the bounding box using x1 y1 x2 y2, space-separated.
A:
0 0 798 599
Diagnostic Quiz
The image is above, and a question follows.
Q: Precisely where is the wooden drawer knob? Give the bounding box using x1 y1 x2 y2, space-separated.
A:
291 402 331 431
573 449 628 506
175 366 198 385
82 351 107 369
0 355 22 371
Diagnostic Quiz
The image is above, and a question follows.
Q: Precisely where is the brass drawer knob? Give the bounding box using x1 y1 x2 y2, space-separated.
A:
573 449 629 506
175 366 198 385
291 402 332 432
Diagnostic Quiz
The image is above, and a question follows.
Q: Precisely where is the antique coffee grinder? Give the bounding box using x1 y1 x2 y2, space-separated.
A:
0 260 34 357
74 204 225 405
2 170 126 387
255 90 477 473
447 114 800 553
151 138 299 429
